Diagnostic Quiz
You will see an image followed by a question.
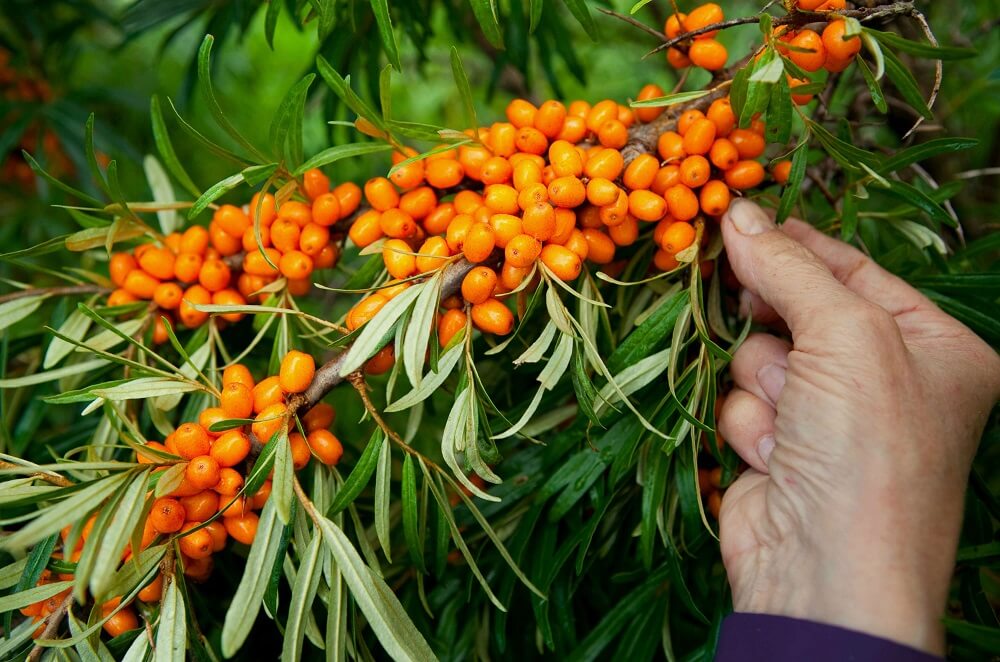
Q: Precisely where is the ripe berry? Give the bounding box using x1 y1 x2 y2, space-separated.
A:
214 467 244 496
185 455 221 490
222 364 254 390
252 403 287 443
174 423 210 459
224 512 259 545
220 382 253 419
348 210 384 247
635 84 666 123
521 202 557 241
461 267 498 305
724 160 766 190
306 429 344 466
686 3 724 38
383 239 417 279
346 294 388 331
463 222 497 263
153 282 183 310
204 520 228 551
772 160 793 185
682 118 717 156
628 190 667 222
179 490 219 521
679 155 711 188
661 221 696 255
279 350 315 394
699 179 732 216
505 234 542 268
822 20 861 61
311 192 341 226
425 159 465 188
365 345 395 375
150 497 185 533
102 607 138 637
548 176 587 208
622 154 659 191
786 30 826 72
729 129 766 159
138 574 164 603
534 100 567 138
664 184 700 221
210 430 251 467
540 244 582 281
178 285 212 328
709 138 739 170
178 524 213 559
582 229 616 264
288 432 312 470
608 215 640 246
415 236 450 273
470 299 514 335
252 376 284 413
301 402 335 432
689 39 728 70
364 177 400 211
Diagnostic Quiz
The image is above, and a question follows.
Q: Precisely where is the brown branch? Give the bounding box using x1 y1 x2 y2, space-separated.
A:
0 285 108 305
0 461 73 487
27 592 72 661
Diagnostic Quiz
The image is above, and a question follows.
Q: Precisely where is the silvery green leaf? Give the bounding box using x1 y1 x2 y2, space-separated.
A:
89 468 150 597
143 154 177 234
441 386 497 501
272 430 294 524
595 348 672 416
155 577 187 662
339 285 423 376
92 378 200 401
281 535 323 662
385 343 462 412
514 320 556 365
0 294 46 332
0 579 73 612
79 319 144 353
44 308 92 369
154 341 211 411
375 440 392 561
402 270 442 387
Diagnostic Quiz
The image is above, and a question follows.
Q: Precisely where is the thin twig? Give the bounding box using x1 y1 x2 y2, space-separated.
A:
0 284 107 305
902 10 942 140
26 592 73 661
595 7 670 41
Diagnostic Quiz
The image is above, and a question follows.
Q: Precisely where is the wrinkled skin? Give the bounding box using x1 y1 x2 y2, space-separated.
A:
716 199 1000 654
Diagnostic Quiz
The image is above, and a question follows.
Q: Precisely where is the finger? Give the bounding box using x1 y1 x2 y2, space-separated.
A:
780 218 931 316
717 387 776 473
730 333 791 407
739 289 784 328
722 199 861 338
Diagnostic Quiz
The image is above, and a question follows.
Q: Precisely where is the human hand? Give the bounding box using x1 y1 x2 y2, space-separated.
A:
716 199 1000 654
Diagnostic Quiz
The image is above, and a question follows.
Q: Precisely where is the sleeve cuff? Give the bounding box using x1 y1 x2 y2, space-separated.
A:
715 612 943 662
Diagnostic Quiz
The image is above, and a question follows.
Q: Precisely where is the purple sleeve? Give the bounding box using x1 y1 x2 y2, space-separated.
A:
715 613 943 662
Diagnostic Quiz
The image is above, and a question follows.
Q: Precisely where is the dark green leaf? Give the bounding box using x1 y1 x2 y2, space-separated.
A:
316 56 387 132
866 28 976 61
401 455 425 572
878 180 955 227
370 0 402 71
197 36 266 161
881 46 932 119
269 75 315 167
450 47 478 132
765 76 791 145
560 0 598 40
187 172 245 220
21 151 103 208
327 430 384 515
881 137 978 174
570 344 603 427
776 142 807 224
469 0 504 48
294 142 394 177
607 292 686 374
856 56 887 113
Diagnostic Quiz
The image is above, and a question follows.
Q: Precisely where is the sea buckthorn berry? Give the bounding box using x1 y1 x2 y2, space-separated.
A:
512 159 543 192
198 258 231 293
251 481 272 510
788 76 815 105
599 190 629 228
628 190 667 222
269 218 302 253
211 430 251 468
608 214 640 246
586 99 619 133
180 225 210 254
729 129 766 159
289 433 312 470
183 554 214 582
489 213 523 249
186 455 221 490
661 221 696 255
635 84 666 123
109 253 137 287
471 298 514 335
243 248 282 276
463 222 497 263
582 229 615 264
556 115 588 143
540 244 582 281
689 39 728 71
302 402 335 432
551 209 577 245
498 262 528 290
242 225 271 252
153 282 183 310
506 99 537 128
198 408 227 438
548 176 587 208
657 131 686 162
249 192 278 226
138 246 175 281
348 209 384 247
680 155 711 188
505 234 542 268
549 140 584 178
277 200 313 227
178 285 211 328
364 177 399 211
514 127 548 155
461 267 498 305
489 122 517 156
652 165 681 195
307 429 344 466
332 182 361 218
179 524 213 560
534 100 567 138
484 184 519 214
597 119 628 149
453 190 483 215
415 236 450 273
423 203 456 236
786 29 826 72
365 345 395 375
678 109 706 136
346 294 388 331
220 383 253 420
664 13 686 39
123 269 160 299
665 184 700 221
213 467 244 497
216 205 251 237
107 289 138 307
302 168 331 199
399 186 437 219
622 154 658 191
773 160 793 185
379 208 416 239
223 363 254 389
252 376 284 413
682 118 717 156
174 423 210 459
136 440 170 464
287 278 311 297
180 490 219 521
150 497 185 533
480 156 513 185
564 229 590 260
585 147 625 181
389 158 424 192
103 608 139 637
667 47 692 69
311 192 341 226
210 221 242 255
587 178 620 207
825 54 852 73
709 138 739 170
173 253 202 284
654 249 680 272
314 244 339 270
383 239 417 279
279 250 314 281
252 402 287 443
725 160 766 190
822 19 861 60
224 512 259 545
699 179 732 216
299 223 330 256
138 574 164 603
445 214 474 252
280 350 315 394
686 3 724 37
220 495 250 519
707 98 736 136
458 144 490 180
425 158 465 188
204 520 228 551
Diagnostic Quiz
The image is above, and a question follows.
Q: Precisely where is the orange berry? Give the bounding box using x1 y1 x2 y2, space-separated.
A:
652 164 682 195
224 512 259 545
204 520 228 551
383 239 417 280
484 184 519 214
679 155 711 188
489 122 518 156
685 3 724 38
348 209 384 248
378 208 416 239
556 115 588 143
389 159 424 191
505 234 542 268
664 13 686 39
628 190 667 222
109 253 137 287
138 574 164 603
586 178 619 207
425 159 465 188
585 99 619 133
597 119 627 149
306 429 344 466
289 432 312 470
514 127 548 155
661 221 696 255
582 229 615 264
150 497 185 533
665 184 700 221
249 192 278 226
786 29 826 72
209 221 242 256
461 266 498 304
460 222 495 264
689 39 728 71
279 250 314 281
654 249 680 272
709 138 739 170
667 47 692 69
252 376 284 413
724 160 766 190
635 84 666 123
548 176 587 208
123 269 160 299
822 20 861 61
180 225 210 254
103 607 138 638
533 100 567 138
211 430 251 468
540 244 582 281
198 408 227 437
174 423 210 459
198 258 231 293
179 490 219 522
678 109 706 136
415 236 450 273
252 402 288 443
214 469 245 499
364 177 399 211
152 282 183 310
584 148 624 180
333 182 362 217
179 524 213 559
215 205 251 237
564 229 590 260
222 363 254 390
520 202 555 241
608 215 640 246
470 298 514 335
298 223 330 256
106 288 137 308
220 382 253 419
548 140 584 178
172 252 201 283
300 403 335 433
185 455 221 490
682 118 717 156
311 192 341 226
505 99 537 128
280 350 315 394
178 285 211 327
458 144 490 180
479 156 512 185
657 131 687 162
242 248 281 277
139 247 176 281
364 345 395 375
622 154 659 191
773 160 793 185
707 98 736 136
699 179 732 216
729 129 766 159
347 294 388 331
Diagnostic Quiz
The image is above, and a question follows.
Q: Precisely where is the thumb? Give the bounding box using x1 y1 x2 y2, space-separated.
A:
722 199 858 337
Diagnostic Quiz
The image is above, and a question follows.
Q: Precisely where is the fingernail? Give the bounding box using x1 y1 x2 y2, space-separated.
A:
738 289 753 319
728 199 774 236
757 363 786 405
757 434 775 466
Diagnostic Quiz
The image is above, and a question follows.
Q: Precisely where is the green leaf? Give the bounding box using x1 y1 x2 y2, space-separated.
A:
765 76 792 145
316 516 436 661
469 0 504 48
529 0 543 32
370 0 402 71
89 469 150 597
881 46 932 119
877 180 955 227
84 114 110 198
271 430 294 523
402 270 442 388
150 96 200 198
166 98 252 167
270 74 316 168
143 155 178 234
265 0 281 48
386 342 463 412
0 358 109 389
221 500 285 657
0 294 47 333
281 535 323 662
909 273 1000 293
187 171 246 220
880 137 978 174
91 378 200 401
807 120 882 171
3 533 57 633
374 439 392 561
628 90 709 109
607 292 686 374
401 455 425 572
561 0 598 40
570 345 603 427
315 57 387 132
856 56 887 114
197 35 266 161
866 28 976 61
450 47 478 131
0 580 73 613
776 142 808 224
942 619 1000 653
339 284 421 376
155 577 186 662
328 429 385 515
21 150 103 208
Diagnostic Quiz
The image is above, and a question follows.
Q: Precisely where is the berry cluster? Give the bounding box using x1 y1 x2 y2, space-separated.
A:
778 17 863 80
106 169 349 340
19 351 342 640
665 3 730 71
